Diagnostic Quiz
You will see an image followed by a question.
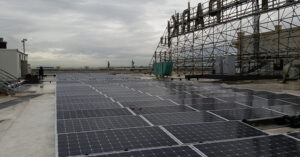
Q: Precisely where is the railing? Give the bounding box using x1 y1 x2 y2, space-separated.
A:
0 68 18 95
0 68 18 80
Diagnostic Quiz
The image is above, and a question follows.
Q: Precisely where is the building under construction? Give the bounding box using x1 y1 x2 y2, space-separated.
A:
150 0 300 78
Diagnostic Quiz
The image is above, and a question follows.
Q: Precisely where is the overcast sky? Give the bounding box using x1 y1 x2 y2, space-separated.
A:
0 0 204 68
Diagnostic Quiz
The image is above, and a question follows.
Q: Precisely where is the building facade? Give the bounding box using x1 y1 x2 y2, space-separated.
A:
0 38 29 78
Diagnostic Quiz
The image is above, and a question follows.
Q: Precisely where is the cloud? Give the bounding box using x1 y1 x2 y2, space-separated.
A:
0 0 203 67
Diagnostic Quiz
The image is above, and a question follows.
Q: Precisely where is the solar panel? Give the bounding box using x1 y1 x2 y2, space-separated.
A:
57 95 107 100
203 93 245 98
92 146 201 157
56 102 121 111
195 135 300 157
130 105 195 115
190 102 249 111
56 74 300 157
280 98 300 105
57 115 150 133
172 98 224 105
120 100 177 108
57 97 114 105
56 91 101 97
164 121 267 143
211 108 284 120
218 96 296 108
113 96 160 102
57 108 132 119
58 127 177 157
289 132 300 140
254 93 298 99
143 111 225 125
270 105 300 116
161 94 204 99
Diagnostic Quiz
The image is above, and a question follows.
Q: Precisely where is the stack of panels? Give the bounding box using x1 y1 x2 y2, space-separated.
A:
56 73 300 157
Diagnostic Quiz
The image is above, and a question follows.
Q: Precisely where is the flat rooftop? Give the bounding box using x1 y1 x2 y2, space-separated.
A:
0 73 300 157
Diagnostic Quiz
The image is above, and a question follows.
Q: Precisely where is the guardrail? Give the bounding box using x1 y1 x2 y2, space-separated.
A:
0 68 18 95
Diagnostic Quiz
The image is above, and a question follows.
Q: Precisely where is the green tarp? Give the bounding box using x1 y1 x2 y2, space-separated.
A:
153 62 173 77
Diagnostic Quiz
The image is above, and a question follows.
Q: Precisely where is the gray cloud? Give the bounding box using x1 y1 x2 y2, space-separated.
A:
1 0 202 67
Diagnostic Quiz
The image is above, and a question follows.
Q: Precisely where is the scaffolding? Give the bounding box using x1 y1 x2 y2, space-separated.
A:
150 0 300 76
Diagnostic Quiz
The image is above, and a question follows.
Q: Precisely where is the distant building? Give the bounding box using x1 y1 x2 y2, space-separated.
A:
0 38 29 78
233 26 300 74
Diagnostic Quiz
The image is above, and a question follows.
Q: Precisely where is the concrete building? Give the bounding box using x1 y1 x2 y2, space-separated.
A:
0 38 29 78
215 55 236 75
233 26 300 74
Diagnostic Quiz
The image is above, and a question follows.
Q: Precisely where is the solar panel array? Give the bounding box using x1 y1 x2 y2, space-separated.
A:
56 73 300 157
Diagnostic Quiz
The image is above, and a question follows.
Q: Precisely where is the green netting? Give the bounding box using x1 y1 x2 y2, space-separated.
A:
153 62 173 77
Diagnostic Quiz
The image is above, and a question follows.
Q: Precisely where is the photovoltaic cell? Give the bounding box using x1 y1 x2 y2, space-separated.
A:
211 108 284 120
143 111 225 125
164 121 267 143
195 135 300 157
57 115 150 133
92 146 201 157
58 127 177 157
57 108 131 119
